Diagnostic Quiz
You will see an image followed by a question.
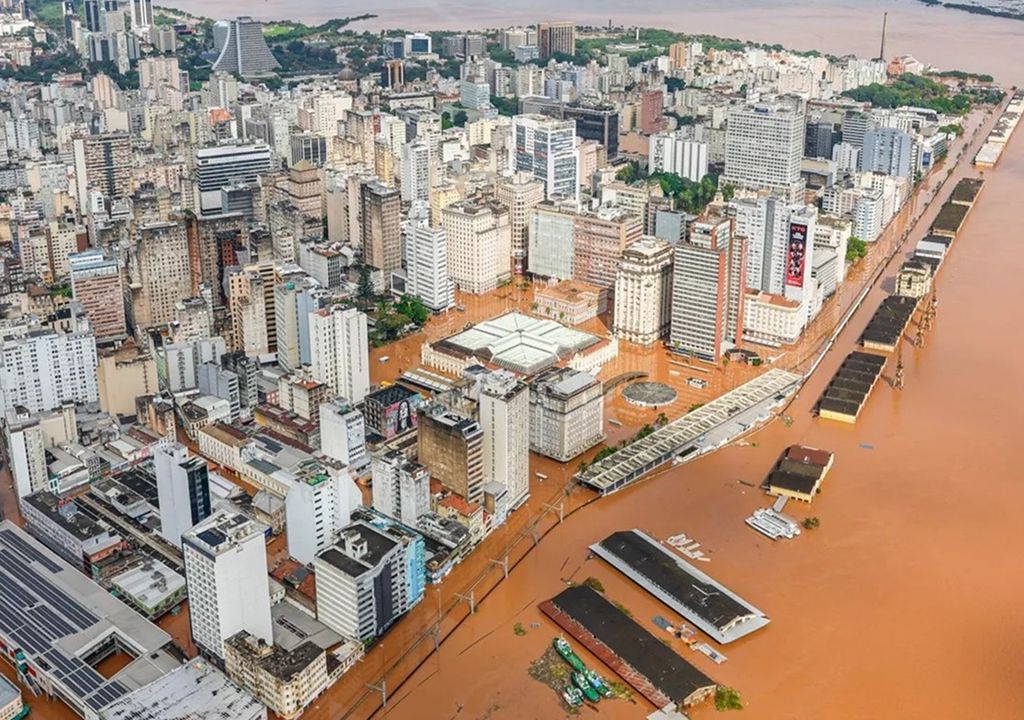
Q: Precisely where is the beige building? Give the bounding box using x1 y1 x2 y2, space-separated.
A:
538 21 575 58
224 632 329 720
129 219 191 330
430 180 462 229
69 248 127 342
743 291 804 345
228 269 270 357
613 236 673 345
895 259 932 299
528 367 604 461
417 406 485 505
441 200 512 295
494 172 544 270
97 345 159 417
360 180 401 278
534 280 607 325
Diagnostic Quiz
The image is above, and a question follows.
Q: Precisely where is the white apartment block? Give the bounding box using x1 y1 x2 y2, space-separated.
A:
479 370 530 511
508 114 579 202
182 511 273 659
403 201 454 311
400 140 430 203
528 367 604 462
441 200 511 295
722 101 804 201
814 215 851 281
285 469 360 565
0 327 98 415
319 398 369 475
309 306 369 404
743 291 805 345
648 131 709 182
613 236 673 346
370 450 430 526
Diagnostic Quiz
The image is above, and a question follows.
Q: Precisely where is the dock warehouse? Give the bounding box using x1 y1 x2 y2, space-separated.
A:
767 446 836 503
817 351 885 423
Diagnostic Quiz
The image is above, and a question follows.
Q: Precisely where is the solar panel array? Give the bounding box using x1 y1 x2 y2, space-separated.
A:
0 528 132 712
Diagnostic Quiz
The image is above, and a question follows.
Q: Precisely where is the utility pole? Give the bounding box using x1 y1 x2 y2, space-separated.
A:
893 345 904 390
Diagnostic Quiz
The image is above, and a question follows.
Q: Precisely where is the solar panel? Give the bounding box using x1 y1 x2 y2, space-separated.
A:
0 552 98 629
43 649 81 677
0 529 62 572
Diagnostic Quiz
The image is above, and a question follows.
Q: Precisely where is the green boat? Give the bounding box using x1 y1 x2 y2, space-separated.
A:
562 686 584 708
553 637 585 671
572 671 601 702
584 668 614 698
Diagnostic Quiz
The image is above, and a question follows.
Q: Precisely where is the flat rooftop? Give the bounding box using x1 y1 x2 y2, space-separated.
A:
950 177 984 205
271 602 343 653
0 522 172 715
109 560 186 612
591 530 770 644
0 674 19 709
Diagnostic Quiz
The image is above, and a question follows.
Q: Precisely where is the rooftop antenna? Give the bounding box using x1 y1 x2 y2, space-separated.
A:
878 12 888 61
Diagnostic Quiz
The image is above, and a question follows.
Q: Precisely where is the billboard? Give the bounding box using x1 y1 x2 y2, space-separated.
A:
785 222 808 289
382 393 423 439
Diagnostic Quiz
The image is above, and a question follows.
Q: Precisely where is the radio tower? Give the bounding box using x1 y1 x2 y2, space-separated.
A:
878 12 888 61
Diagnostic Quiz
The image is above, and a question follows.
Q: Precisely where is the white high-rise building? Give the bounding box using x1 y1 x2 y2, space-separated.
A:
309 306 369 404
0 326 98 415
285 467 360 565
194 143 273 216
182 511 273 659
400 140 430 203
370 450 430 526
478 370 530 511
508 114 579 202
154 442 212 548
441 200 512 295
722 101 805 201
319 398 369 475
403 201 454 312
731 198 817 307
4 413 48 500
648 131 709 182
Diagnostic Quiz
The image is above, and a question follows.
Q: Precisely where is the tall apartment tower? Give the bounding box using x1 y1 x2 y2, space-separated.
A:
722 101 805 202
613 236 674 346
69 249 127 343
0 329 98 415
403 201 454 312
494 172 545 272
537 21 575 58
309 305 370 404
130 220 191 330
73 133 132 208
649 131 709 182
400 140 430 203
417 407 485 505
731 198 817 307
478 371 530 511
669 208 747 361
285 469 360 565
84 0 101 31
154 442 212 548
371 450 430 526
508 114 579 202
274 276 322 372
182 511 273 659
441 200 512 295
194 143 273 216
360 180 402 279
211 17 279 78
319 398 369 475
861 127 914 178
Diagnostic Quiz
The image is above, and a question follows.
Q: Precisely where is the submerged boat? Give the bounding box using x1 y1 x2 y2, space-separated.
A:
553 637 585 671
584 668 614 698
562 686 583 708
572 671 601 702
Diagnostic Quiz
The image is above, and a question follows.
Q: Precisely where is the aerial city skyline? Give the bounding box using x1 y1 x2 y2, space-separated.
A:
0 1 1021 719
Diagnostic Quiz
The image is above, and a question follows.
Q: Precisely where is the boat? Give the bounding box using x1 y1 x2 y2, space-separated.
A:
584 668 614 698
572 671 601 702
553 637 585 671
562 686 583 708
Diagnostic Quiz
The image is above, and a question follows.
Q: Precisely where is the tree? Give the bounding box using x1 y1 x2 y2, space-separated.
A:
357 265 374 302
453 110 469 127
721 183 736 202
802 517 821 530
396 295 429 325
441 111 454 130
715 686 743 711
846 236 868 263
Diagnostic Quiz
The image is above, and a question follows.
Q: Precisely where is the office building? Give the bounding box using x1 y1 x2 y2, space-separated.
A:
731 198 817 308
274 276 322 372
841 110 872 149
563 102 620 159
315 521 424 641
403 202 454 312
84 0 101 31
130 220 191 329
613 236 674 345
21 490 122 572
669 208 747 361
528 367 603 461
182 511 273 659
403 32 432 56
509 114 579 202
360 180 402 279
69 249 127 342
73 133 132 207
129 0 152 33
641 90 666 135
285 466 359 565
371 451 430 526
538 21 575 58
362 385 423 439
195 143 273 216
479 370 530 511
441 200 512 295
4 412 49 499
0 676 22 720
0 327 98 415
198 362 242 420
309 305 369 404
722 101 805 201
211 17 279 78
400 140 430 203
649 131 709 182
804 121 836 159
319 398 368 474
155 442 212 548
417 406 484 505
861 127 914 178
495 172 545 270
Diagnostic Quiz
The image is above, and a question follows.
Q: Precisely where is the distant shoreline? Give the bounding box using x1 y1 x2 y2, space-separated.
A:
915 0 1024 22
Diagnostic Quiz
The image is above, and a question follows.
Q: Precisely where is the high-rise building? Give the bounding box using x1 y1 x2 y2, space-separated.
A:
129 220 191 330
509 114 579 202
731 198 817 309
319 398 368 475
273 276 322 372
669 208 747 361
285 466 360 565
495 172 545 270
640 90 666 135
129 0 153 33
360 180 401 279
417 406 484 505
211 17 280 78
84 0 101 31
478 370 530 511
441 200 512 295
221 351 260 417
861 127 914 178
528 367 604 462
226 269 269 357
69 249 127 343
403 202 454 312
73 133 132 208
804 121 836 159
537 21 575 58
0 327 98 415
154 442 212 548
841 110 873 149
198 362 242 421
182 511 273 659
308 306 369 404
722 101 805 201
563 103 620 159
195 143 273 216
613 236 674 346
3 411 48 500
648 131 709 182
400 140 430 203
371 451 430 526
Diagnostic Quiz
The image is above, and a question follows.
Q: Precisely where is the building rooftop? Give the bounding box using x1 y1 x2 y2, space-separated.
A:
318 523 398 579
100 657 264 720
271 602 343 653
24 490 116 543
226 632 324 682
109 560 186 612
184 511 265 556
0 674 19 710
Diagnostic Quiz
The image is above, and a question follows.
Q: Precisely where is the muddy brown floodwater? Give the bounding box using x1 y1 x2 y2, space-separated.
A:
377 103 1024 720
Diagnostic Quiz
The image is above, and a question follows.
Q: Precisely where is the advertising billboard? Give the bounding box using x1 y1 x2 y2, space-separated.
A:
382 393 423 439
785 222 808 289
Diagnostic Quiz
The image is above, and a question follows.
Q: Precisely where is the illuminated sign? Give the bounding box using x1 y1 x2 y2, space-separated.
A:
786 222 808 289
